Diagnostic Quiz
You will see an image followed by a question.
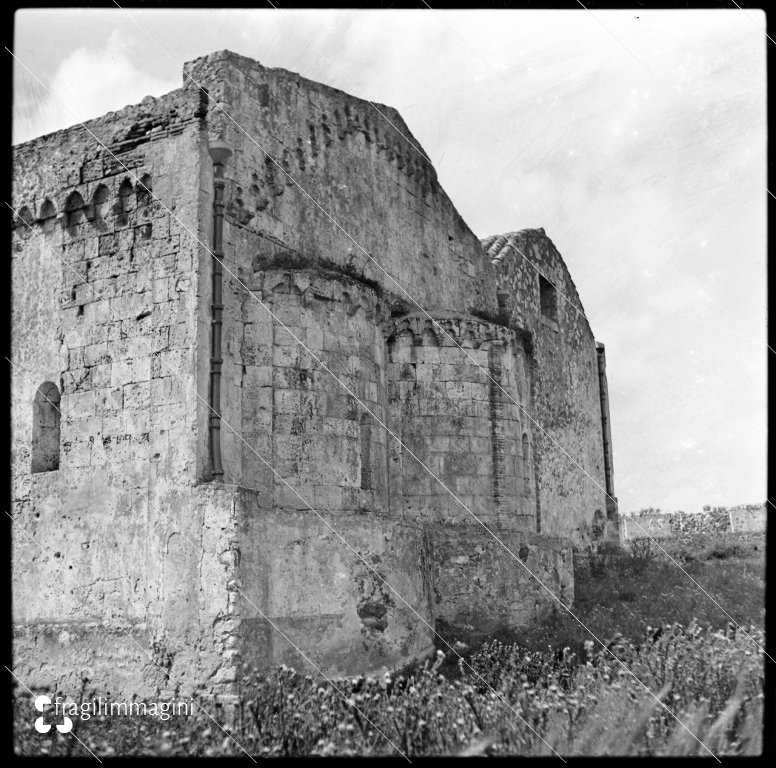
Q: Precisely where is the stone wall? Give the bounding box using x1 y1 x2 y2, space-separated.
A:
12 49 618 700
184 50 497 315
11 85 241 699
187 51 612 541
428 525 573 642
486 230 614 546
386 313 534 530
622 504 766 539
183 51 604 667
728 504 767 533
236 498 434 676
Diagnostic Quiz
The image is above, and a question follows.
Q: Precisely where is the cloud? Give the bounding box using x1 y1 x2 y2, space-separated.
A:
13 29 178 144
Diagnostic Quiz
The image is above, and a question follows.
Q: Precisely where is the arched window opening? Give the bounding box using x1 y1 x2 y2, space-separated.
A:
32 382 61 473
64 191 86 228
360 412 373 490
521 433 531 498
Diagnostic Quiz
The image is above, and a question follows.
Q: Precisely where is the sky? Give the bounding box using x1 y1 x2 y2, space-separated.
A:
12 8 767 514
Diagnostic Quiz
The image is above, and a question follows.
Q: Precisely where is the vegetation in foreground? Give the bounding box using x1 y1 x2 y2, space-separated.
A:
493 530 765 660
13 533 766 757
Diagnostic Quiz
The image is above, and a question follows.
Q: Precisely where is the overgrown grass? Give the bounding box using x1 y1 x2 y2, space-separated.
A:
501 532 765 661
13 533 766 757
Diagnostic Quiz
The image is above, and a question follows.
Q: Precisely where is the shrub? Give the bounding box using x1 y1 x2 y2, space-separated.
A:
628 539 657 573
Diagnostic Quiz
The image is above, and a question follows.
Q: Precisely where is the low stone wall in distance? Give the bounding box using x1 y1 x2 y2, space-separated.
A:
621 504 766 540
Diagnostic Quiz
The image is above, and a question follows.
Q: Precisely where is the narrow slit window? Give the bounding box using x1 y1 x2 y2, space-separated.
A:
32 382 61 473
539 275 558 323
521 433 531 498
360 413 373 490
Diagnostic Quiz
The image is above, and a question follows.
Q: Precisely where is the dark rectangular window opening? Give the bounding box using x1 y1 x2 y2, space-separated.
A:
539 275 558 323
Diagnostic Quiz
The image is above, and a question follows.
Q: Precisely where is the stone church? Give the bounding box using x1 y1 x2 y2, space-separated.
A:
11 51 618 700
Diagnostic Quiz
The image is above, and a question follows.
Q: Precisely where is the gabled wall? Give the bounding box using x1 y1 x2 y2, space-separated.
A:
486 229 615 546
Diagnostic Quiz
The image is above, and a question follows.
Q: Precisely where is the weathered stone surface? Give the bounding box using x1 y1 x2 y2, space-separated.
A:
12 50 616 701
622 504 766 539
